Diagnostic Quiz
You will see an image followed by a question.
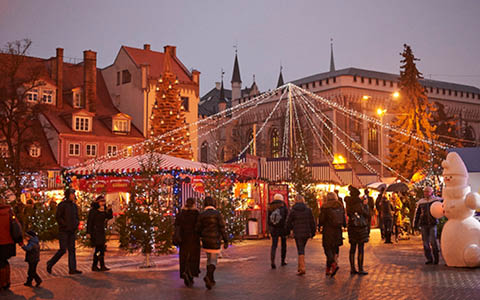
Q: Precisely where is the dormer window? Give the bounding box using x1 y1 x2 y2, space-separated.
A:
29 144 41 158
113 119 130 133
74 116 91 132
42 89 54 104
26 89 39 102
73 90 83 108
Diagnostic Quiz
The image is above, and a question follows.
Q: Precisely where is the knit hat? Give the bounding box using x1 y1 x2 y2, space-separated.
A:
26 230 37 237
273 193 284 201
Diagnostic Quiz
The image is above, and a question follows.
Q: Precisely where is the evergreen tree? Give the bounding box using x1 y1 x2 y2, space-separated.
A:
201 171 248 240
25 194 58 247
388 44 437 180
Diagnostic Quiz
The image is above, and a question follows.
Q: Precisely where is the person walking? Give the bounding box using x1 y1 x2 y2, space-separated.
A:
364 188 375 233
286 194 316 276
375 188 386 240
195 196 229 290
174 198 201 287
379 192 394 244
21 230 42 287
267 193 289 269
318 192 346 277
46 188 82 275
87 195 113 272
413 186 441 264
0 201 19 291
346 186 370 275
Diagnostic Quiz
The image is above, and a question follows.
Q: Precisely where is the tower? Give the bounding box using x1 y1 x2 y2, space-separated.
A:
231 50 242 102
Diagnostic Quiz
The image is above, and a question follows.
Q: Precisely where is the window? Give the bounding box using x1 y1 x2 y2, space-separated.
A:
430 87 433 93
443 89 446 95
466 93 469 99
42 89 54 104
455 91 458 96
270 129 280 158
122 70 131 84
390 81 393 87
73 91 83 108
86 144 97 157
181 97 189 112
448 89 451 96
29 145 41 158
333 77 336 83
74 116 91 132
319 80 322 86
69 143 80 156
26 89 38 102
326 78 329 84
201 141 208 163
383 80 386 86
0 144 8 157
375 79 379 85
368 78 372 84
353 76 357 82
368 124 379 155
107 145 118 156
312 81 316 88
113 119 129 133
361 77 365 83
116 72 121 85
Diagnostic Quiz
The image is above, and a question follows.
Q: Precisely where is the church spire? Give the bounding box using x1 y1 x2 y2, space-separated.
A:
329 38 335 72
219 70 227 103
231 48 242 84
277 65 284 88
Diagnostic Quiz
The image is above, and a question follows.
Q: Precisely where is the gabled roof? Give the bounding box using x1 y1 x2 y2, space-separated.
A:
292 67 480 94
121 46 194 84
199 86 233 116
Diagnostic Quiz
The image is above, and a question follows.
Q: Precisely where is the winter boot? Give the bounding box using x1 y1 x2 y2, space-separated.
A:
330 262 339 277
297 255 306 276
325 263 331 276
349 252 358 275
433 251 439 265
357 252 368 275
92 255 100 272
271 250 276 269
281 245 287 266
99 255 110 271
204 264 216 289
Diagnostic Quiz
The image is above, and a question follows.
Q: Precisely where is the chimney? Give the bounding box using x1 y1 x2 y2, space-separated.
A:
215 82 221 90
192 69 200 85
143 44 151 51
56 48 64 108
163 45 176 58
83 50 97 113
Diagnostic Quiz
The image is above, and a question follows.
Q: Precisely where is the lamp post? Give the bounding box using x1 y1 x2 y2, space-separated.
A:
376 108 387 179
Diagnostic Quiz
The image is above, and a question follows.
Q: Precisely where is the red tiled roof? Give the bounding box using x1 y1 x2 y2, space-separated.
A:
122 46 194 84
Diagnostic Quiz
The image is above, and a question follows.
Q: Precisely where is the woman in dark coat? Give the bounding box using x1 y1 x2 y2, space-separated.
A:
267 193 289 269
286 194 316 276
318 192 346 277
0 201 17 290
87 196 113 272
195 196 229 290
174 198 201 287
345 186 370 275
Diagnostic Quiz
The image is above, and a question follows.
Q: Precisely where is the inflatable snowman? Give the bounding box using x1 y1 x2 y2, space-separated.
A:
430 152 480 267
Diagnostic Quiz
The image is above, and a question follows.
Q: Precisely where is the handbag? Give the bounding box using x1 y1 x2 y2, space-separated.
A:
10 211 23 243
351 212 367 227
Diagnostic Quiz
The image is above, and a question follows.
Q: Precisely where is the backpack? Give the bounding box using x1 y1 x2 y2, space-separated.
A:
329 207 344 226
269 208 283 226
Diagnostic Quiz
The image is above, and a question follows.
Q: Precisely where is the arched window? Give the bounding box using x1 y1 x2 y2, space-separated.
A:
201 141 208 163
271 128 280 158
368 124 379 155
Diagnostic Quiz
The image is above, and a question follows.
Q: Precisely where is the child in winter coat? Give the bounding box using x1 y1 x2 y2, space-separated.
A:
21 230 42 287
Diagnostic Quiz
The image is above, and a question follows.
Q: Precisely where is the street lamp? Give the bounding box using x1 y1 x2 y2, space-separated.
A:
376 108 386 179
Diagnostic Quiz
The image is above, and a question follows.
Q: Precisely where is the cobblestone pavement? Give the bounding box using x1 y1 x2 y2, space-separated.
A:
1 229 479 300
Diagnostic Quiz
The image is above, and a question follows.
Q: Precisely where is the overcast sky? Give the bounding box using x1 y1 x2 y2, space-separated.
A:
1 0 479 95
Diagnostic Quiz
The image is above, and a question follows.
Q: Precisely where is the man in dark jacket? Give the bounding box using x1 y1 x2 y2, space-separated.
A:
286 194 316 276
268 193 289 269
375 188 385 239
413 186 440 264
318 192 346 277
87 196 113 272
195 196 228 290
46 188 82 275
379 193 394 244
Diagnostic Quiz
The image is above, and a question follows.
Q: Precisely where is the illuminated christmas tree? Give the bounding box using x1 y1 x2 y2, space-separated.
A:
150 47 192 160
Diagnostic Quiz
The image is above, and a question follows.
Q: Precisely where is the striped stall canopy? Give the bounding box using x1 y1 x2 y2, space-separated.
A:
260 158 290 181
336 169 354 185
70 153 219 175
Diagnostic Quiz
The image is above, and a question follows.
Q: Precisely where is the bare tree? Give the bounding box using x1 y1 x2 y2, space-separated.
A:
0 39 45 202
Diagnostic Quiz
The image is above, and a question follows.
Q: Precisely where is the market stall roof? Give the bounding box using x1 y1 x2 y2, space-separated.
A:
448 147 480 173
68 153 220 175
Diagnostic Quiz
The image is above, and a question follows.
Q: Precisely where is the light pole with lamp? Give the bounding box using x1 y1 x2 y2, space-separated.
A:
376 107 387 179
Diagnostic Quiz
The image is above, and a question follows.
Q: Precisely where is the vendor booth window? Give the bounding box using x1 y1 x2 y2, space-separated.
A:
270 129 280 158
